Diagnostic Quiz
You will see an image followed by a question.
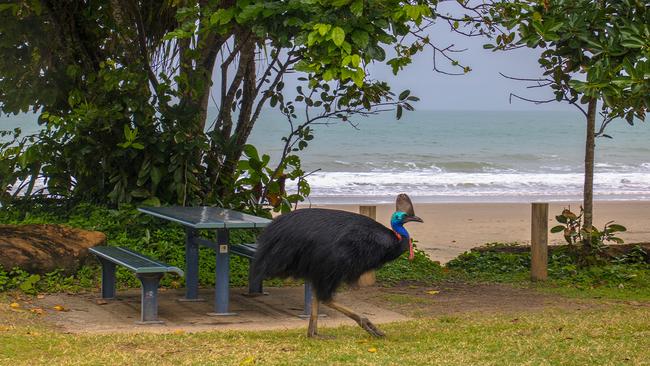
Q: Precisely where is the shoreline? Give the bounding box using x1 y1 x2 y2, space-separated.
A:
300 200 650 263
302 195 650 205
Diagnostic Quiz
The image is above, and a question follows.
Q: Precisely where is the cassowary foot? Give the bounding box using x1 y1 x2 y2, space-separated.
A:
357 317 385 338
323 300 386 338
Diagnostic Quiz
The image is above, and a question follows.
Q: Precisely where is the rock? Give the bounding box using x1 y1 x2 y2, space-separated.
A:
0 224 106 274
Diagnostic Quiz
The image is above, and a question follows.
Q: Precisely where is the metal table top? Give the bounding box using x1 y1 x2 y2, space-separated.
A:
138 206 272 229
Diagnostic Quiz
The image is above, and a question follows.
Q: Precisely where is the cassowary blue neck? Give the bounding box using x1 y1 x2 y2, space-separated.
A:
391 221 410 239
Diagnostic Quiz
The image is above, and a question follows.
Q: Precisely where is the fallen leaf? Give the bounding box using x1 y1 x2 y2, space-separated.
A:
367 347 377 353
37 294 45 299
30 308 45 315
53 305 67 312
9 302 20 309
95 299 108 305
426 290 440 295
239 355 255 365
173 329 185 335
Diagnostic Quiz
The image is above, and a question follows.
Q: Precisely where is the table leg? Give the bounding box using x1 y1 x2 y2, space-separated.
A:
209 228 236 316
180 227 204 302
299 281 326 319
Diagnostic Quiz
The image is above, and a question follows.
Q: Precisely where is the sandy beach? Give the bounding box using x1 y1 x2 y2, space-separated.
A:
305 201 650 263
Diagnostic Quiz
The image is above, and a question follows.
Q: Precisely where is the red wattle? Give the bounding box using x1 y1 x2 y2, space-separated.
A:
408 238 414 261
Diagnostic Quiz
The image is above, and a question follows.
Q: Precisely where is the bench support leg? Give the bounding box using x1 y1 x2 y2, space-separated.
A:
209 228 236 316
137 273 164 324
181 228 204 302
98 258 116 299
248 259 264 295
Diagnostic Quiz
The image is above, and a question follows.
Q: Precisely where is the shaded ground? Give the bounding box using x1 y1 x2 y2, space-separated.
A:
19 286 408 334
2 282 603 334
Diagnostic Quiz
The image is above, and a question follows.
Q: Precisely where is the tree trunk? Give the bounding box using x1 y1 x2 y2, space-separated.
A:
583 98 597 244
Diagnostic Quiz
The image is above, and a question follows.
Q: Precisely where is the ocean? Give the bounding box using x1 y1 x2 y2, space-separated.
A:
3 109 649 203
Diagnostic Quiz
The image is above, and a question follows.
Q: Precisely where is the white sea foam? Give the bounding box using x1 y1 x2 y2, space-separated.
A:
300 169 650 201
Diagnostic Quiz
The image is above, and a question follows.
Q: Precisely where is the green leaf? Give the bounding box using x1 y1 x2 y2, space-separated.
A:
315 23 331 36
243 144 260 161
350 0 363 16
607 224 627 233
131 188 150 198
141 196 161 207
351 30 369 48
150 167 163 186
550 225 565 233
123 124 132 140
350 54 361 68
331 27 346 47
331 0 351 6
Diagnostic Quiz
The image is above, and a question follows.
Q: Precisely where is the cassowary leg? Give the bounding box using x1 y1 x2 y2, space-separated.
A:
323 300 385 338
307 294 319 338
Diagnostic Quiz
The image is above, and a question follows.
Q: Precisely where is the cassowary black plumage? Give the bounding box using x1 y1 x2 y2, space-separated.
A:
251 194 422 338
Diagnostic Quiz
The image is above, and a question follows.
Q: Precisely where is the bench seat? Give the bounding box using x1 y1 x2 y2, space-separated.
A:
89 246 183 324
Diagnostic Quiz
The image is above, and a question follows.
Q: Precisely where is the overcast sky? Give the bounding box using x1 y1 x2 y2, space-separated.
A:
363 24 573 112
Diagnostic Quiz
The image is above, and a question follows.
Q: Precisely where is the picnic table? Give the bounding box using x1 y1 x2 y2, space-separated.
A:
138 206 271 315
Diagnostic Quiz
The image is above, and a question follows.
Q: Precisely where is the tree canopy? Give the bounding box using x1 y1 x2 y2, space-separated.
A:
0 0 487 211
489 0 648 238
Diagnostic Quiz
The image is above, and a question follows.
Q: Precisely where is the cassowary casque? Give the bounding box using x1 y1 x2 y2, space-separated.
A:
251 194 422 338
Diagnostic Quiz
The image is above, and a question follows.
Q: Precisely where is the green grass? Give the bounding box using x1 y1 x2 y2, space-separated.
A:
1 301 649 365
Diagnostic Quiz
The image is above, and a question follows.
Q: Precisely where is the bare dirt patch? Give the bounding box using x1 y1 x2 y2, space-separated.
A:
353 281 595 318
19 287 408 334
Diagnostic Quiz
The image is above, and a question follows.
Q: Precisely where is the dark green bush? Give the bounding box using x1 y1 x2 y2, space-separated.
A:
1 202 444 294
447 243 650 291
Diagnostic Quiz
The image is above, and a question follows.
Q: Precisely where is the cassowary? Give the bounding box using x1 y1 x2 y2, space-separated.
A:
251 194 422 338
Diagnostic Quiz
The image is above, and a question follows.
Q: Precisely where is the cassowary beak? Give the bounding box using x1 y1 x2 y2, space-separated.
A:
403 215 423 223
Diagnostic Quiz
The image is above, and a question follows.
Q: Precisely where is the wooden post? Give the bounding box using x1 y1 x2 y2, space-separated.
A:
531 203 549 281
358 205 377 287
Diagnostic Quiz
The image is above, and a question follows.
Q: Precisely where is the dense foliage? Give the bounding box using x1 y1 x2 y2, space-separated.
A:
447 243 650 300
0 1 486 211
0 202 441 294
